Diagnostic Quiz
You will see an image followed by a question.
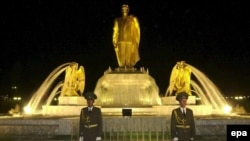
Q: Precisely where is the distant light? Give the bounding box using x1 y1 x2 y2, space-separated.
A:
223 105 232 114
234 96 244 100
13 97 21 101
11 86 18 90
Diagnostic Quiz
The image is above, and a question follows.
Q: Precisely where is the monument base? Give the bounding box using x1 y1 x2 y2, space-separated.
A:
58 96 86 105
161 96 196 105
42 105 212 116
42 105 84 116
94 68 162 106
101 105 212 116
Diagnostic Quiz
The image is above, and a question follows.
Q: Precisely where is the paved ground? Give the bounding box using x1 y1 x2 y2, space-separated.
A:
0 135 226 141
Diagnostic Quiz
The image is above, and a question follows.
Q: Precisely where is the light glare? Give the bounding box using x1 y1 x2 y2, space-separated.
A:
223 105 232 114
24 106 32 114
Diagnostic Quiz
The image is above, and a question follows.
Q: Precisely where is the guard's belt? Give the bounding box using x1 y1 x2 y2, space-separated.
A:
176 125 190 128
84 124 98 128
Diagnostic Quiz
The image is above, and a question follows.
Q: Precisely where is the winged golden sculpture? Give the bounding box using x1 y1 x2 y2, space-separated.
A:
61 62 85 96
167 61 192 96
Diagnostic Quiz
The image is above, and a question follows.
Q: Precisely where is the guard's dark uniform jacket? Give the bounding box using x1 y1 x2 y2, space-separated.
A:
79 106 102 141
171 107 195 141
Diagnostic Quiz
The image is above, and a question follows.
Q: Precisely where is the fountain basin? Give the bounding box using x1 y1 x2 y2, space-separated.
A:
0 114 249 140
161 96 196 105
42 105 212 116
58 96 86 105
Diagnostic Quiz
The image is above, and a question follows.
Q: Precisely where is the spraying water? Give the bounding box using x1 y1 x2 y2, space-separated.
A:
165 61 231 114
189 64 230 114
24 61 231 116
24 63 71 114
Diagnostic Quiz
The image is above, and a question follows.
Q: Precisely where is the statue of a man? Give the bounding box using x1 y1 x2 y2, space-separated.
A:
112 4 140 68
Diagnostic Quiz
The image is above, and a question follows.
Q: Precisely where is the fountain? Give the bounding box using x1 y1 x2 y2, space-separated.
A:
1 4 249 141
23 62 71 115
21 60 231 117
162 61 232 115
24 62 86 116
20 3 230 117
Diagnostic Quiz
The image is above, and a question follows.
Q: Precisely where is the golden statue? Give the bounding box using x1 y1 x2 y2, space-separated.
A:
112 4 140 68
61 62 85 96
168 61 192 96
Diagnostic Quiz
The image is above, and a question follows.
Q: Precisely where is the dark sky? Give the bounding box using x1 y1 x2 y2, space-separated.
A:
1 1 249 98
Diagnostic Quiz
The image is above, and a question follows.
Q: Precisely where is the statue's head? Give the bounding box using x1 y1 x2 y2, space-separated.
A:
121 4 129 15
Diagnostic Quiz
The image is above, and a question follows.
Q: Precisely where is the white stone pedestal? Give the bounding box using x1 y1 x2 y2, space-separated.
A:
58 96 86 105
42 96 86 116
161 96 196 105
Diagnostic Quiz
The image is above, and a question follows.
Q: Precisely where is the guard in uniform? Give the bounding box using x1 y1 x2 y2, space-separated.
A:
79 92 102 141
171 92 195 141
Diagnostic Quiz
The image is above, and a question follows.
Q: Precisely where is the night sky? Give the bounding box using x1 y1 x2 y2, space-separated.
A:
1 1 249 99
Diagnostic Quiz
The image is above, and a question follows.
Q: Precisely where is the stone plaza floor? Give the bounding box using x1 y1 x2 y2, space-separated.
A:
1 114 248 141
0 134 226 141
